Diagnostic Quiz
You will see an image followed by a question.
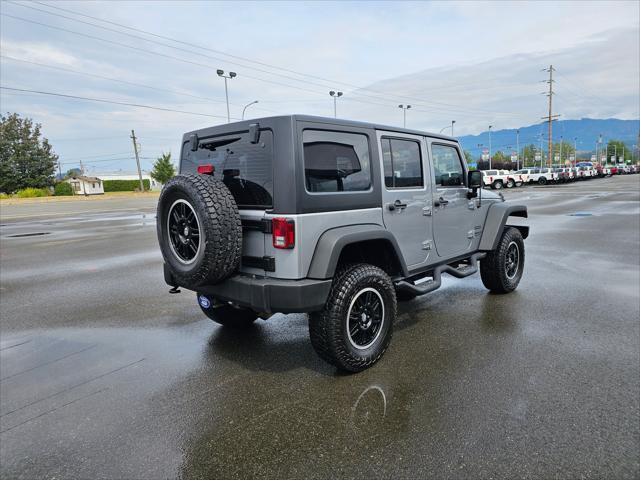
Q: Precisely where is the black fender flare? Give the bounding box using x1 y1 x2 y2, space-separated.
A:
479 203 528 251
307 224 407 279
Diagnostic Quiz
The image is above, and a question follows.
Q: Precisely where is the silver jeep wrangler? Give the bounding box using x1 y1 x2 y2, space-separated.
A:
157 115 528 372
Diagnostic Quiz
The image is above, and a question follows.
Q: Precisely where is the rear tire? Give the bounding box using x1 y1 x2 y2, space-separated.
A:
309 264 396 372
538 177 547 185
480 227 525 293
493 180 503 190
506 179 515 188
197 293 258 328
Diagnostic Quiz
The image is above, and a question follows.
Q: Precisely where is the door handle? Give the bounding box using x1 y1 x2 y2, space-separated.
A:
388 199 408 211
434 197 449 207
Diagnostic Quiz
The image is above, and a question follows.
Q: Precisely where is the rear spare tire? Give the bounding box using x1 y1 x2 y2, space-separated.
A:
157 174 242 286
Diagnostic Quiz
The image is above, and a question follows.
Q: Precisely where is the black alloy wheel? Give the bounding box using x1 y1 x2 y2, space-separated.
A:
167 199 201 264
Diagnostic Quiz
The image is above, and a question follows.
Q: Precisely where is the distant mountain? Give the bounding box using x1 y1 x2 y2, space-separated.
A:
459 118 639 157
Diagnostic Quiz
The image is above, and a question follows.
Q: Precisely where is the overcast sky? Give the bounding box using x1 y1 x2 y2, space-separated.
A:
1 0 638 173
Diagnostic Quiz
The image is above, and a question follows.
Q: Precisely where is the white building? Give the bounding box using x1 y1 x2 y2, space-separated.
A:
96 171 163 191
67 176 104 195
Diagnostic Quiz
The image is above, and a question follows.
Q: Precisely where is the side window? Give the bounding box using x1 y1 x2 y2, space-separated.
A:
432 144 464 186
303 130 371 193
381 137 423 188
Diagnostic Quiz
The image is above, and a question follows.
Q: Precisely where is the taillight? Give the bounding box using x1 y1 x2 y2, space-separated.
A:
197 164 214 175
272 218 295 249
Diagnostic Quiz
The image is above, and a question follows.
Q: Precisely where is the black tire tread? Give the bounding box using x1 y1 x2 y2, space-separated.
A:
157 174 242 286
309 264 396 372
199 302 257 328
480 227 525 293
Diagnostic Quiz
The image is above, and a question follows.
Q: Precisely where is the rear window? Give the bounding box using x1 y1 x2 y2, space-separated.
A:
181 130 273 208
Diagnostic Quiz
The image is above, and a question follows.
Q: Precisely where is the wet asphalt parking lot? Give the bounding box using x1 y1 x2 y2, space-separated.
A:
1 176 639 479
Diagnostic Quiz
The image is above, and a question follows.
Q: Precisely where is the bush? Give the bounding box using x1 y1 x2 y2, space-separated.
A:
0 192 9 199
54 182 74 196
15 188 49 198
103 179 150 192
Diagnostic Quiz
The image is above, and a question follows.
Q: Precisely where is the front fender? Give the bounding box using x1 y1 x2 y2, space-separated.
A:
479 203 528 251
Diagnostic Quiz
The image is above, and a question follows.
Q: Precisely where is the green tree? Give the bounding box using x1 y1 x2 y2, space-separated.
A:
492 150 507 163
0 113 58 193
551 140 576 165
464 150 474 164
150 152 175 184
605 140 632 163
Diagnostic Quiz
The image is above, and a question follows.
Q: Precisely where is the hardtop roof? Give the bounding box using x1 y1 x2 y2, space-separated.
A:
183 114 457 143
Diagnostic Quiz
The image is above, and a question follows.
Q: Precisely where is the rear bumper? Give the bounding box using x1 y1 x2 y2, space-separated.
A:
164 264 331 313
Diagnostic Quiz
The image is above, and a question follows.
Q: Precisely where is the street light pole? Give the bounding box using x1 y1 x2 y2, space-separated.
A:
451 120 456 137
217 69 237 123
242 100 259 120
488 125 493 169
574 137 577 166
559 135 563 166
398 104 411 128
329 91 343 118
516 129 520 170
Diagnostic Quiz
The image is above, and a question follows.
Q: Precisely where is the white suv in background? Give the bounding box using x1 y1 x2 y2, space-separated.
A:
515 168 553 185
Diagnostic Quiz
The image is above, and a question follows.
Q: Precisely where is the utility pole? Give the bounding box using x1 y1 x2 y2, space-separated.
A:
541 65 559 168
57 159 62 180
559 135 563 166
574 137 577 166
79 159 85 175
130 130 144 192
516 129 520 170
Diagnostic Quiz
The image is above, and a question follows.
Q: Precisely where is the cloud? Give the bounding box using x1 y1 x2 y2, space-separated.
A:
0 1 638 169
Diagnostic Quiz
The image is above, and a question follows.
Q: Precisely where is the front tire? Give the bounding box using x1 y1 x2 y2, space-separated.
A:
493 180 503 190
538 177 547 185
506 179 515 188
309 264 396 372
197 293 258 328
480 227 525 293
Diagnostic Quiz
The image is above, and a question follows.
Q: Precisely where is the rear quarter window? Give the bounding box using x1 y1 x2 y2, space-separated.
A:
303 130 372 193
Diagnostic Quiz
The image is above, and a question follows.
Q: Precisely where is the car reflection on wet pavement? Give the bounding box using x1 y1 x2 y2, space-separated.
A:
1 176 639 479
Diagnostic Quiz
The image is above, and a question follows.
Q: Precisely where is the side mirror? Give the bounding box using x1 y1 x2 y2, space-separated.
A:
468 170 482 188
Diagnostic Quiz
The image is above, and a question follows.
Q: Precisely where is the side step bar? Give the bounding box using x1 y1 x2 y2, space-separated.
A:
395 252 487 297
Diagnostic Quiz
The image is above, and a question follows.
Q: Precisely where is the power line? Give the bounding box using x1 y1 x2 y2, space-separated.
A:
62 151 132 161
5 2 520 117
0 55 282 115
0 12 335 102
0 86 232 119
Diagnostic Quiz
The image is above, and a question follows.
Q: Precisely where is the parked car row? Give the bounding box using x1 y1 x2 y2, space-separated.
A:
481 164 639 189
